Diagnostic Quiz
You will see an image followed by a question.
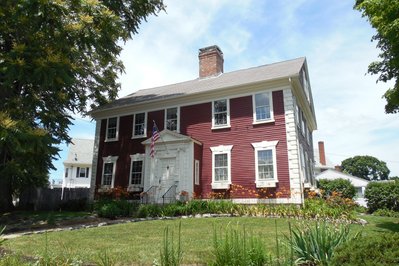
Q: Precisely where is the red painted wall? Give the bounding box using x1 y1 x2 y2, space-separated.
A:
96 90 290 199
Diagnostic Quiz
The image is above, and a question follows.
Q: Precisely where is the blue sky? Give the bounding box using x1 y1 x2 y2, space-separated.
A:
50 0 399 181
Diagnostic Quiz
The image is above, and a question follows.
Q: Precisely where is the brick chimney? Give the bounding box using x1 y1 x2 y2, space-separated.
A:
318 141 326 166
198 45 224 78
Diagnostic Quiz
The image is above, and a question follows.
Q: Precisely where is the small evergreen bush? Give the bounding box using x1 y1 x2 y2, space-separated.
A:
331 232 399 266
365 180 399 212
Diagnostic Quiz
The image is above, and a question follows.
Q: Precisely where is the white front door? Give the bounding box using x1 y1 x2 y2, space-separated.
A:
156 157 177 186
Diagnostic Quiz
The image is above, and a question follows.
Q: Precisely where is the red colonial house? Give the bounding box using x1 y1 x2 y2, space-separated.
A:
89 45 317 204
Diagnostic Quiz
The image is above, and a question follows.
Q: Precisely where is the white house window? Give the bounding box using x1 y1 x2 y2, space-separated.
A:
106 117 118 141
252 140 278 187
76 167 90 178
133 112 147 138
195 160 200 185
210 145 233 189
129 154 145 189
253 92 273 123
212 99 230 128
101 156 118 187
65 168 69 178
165 107 179 132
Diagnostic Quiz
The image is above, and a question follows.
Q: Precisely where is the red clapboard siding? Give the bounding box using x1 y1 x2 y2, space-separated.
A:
180 90 290 198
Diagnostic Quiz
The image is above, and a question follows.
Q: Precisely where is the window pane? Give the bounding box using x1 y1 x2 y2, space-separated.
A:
214 100 228 126
255 93 271 121
134 113 145 136
107 117 117 139
131 160 143 185
103 163 113 185
258 150 274 180
166 108 178 131
215 154 227 167
215 168 228 181
214 100 227 113
215 113 227 125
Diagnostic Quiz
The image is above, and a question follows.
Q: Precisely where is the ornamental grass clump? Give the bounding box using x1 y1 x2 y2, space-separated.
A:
211 224 270 266
160 222 183 266
286 222 351 266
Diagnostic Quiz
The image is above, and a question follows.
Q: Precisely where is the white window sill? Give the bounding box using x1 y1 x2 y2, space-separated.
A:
132 135 146 139
255 180 278 188
212 182 231 189
127 186 143 192
105 138 118 142
252 119 275 125
98 186 113 192
211 125 231 130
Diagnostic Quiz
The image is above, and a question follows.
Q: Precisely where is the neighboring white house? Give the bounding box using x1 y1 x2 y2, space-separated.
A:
315 169 369 207
63 138 94 188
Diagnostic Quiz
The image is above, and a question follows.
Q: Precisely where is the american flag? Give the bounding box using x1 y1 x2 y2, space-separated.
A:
150 122 160 158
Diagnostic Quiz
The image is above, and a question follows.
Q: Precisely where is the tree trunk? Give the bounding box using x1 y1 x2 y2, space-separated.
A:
0 175 14 212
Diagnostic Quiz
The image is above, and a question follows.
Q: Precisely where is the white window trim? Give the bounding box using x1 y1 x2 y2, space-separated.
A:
76 167 90 178
105 117 119 142
164 107 180 133
194 159 200 185
132 112 147 139
101 156 118 188
252 91 274 124
212 99 231 129
210 145 233 189
252 140 278 188
128 154 145 190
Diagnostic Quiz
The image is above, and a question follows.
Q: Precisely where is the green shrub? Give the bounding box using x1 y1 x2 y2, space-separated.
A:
286 222 351 266
365 180 399 212
137 204 163 218
211 225 270 266
372 208 399 217
331 232 399 266
94 199 136 219
303 198 356 220
318 178 356 199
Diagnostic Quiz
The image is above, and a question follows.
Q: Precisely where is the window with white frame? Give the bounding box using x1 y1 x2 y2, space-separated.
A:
65 168 69 178
252 140 278 187
194 160 200 185
212 99 230 128
210 145 233 189
129 154 145 187
106 117 118 141
165 107 179 132
102 156 118 187
253 92 273 123
133 112 146 137
76 167 90 178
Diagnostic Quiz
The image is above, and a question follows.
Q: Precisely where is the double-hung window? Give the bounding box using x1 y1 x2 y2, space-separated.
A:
106 117 118 141
212 99 230 128
210 145 233 189
129 154 145 189
253 92 273 123
252 141 278 187
76 167 90 178
133 112 146 138
165 107 179 132
102 156 118 188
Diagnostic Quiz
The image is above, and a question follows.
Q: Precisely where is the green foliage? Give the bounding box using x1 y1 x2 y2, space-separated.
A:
331 232 399 265
0 0 165 211
355 0 399 113
96 249 115 266
160 223 183 266
137 204 163 218
211 225 270 266
94 199 136 219
303 198 357 220
372 208 399 218
341 155 390 181
317 178 357 199
365 180 399 212
286 222 351 266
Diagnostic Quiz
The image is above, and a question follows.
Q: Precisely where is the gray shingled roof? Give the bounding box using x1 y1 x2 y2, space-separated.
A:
63 138 94 165
92 57 306 113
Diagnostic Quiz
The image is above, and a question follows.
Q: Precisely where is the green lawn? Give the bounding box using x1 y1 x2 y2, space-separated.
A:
3 215 399 265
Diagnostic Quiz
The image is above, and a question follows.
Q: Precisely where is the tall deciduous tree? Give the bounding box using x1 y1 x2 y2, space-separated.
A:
355 0 399 113
0 0 165 212
341 155 390 181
